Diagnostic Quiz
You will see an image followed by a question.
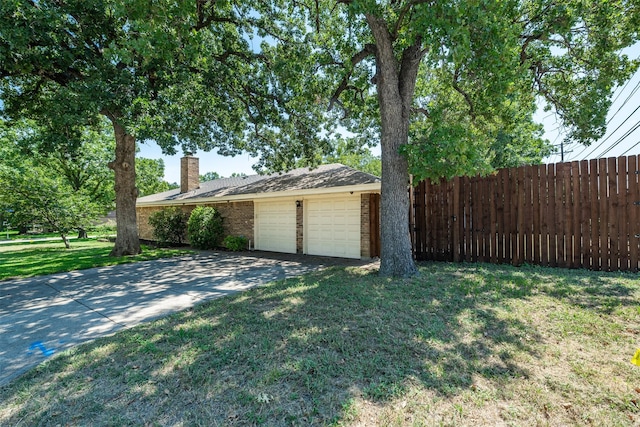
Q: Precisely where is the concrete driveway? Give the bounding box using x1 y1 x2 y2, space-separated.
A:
0 251 372 386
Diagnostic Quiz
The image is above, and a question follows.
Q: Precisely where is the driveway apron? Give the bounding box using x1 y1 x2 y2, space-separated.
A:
0 251 369 386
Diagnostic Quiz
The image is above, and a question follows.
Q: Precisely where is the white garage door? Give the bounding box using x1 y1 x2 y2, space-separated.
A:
306 196 361 259
255 200 296 253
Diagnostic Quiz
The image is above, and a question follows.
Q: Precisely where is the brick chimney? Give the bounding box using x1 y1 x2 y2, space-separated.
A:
180 154 199 193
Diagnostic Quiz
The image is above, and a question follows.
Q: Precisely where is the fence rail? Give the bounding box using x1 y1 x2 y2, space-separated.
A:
410 155 640 271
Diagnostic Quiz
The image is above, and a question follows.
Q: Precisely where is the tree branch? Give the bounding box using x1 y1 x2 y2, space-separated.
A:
195 1 241 30
411 106 430 118
452 68 475 119
328 44 376 111
398 37 425 108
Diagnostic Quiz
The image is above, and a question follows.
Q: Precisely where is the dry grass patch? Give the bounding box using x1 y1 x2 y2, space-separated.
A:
0 263 638 426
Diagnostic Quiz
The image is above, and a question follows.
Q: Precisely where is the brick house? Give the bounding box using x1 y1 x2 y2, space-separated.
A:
136 156 381 259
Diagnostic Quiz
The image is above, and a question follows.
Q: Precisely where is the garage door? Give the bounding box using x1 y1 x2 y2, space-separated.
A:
306 196 361 259
255 200 296 253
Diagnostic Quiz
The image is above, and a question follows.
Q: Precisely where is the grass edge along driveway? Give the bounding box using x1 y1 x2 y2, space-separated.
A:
0 239 194 281
1 262 638 426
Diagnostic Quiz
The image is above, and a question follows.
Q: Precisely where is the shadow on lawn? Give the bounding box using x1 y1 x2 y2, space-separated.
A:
1 261 637 426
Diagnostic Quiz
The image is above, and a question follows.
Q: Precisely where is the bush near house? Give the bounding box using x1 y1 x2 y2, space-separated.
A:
187 206 224 249
148 207 188 246
223 235 248 251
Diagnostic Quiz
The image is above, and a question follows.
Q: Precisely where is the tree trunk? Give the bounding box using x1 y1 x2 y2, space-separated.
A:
105 114 141 256
77 228 88 239
367 15 420 278
60 233 70 249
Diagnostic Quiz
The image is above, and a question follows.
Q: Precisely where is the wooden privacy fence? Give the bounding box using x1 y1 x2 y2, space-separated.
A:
410 155 640 271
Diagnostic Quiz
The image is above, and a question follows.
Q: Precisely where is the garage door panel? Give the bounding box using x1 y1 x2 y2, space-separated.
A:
306 197 361 259
255 201 296 253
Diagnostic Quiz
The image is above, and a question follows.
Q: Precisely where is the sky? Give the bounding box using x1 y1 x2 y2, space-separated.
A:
139 46 640 184
137 142 262 185
541 44 640 164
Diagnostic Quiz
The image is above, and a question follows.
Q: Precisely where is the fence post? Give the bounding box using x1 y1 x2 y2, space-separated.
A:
629 155 640 272
409 155 637 272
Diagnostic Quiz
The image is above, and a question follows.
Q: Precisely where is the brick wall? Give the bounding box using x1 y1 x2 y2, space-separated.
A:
215 201 254 243
137 206 192 241
137 201 254 245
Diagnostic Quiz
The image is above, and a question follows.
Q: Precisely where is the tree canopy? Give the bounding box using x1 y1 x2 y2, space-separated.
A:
2 1 637 276
136 158 178 197
0 122 103 247
0 120 177 242
200 171 222 182
322 139 382 177
0 0 332 256
257 0 639 276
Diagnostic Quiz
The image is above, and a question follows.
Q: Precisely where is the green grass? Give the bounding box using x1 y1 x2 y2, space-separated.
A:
0 230 62 240
0 239 194 280
0 262 638 426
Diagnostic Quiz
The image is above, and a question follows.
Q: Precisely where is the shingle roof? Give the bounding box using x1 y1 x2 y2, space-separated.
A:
137 163 380 204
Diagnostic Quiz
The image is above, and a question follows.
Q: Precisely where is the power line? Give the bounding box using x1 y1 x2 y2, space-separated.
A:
612 79 640 120
570 73 640 160
580 103 640 159
610 75 634 107
602 69 640 127
596 120 640 158
620 138 640 156
546 132 563 163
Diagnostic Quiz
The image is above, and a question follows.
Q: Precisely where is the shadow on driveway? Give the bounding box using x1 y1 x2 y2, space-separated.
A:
0 251 375 386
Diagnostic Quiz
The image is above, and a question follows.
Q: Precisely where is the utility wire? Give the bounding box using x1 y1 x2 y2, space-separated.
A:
620 138 640 156
544 65 640 163
572 74 640 160
612 79 640 119
596 120 640 158
579 103 640 160
610 75 633 107
548 131 564 163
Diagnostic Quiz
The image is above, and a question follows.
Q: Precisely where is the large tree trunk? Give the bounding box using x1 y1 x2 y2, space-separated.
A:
105 114 141 256
367 16 421 277
77 227 88 239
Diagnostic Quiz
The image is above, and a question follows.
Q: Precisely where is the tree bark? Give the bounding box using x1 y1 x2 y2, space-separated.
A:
77 228 88 239
105 114 141 256
366 15 419 278
60 233 70 249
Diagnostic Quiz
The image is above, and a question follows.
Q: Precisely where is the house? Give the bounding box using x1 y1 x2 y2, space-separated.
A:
136 156 381 259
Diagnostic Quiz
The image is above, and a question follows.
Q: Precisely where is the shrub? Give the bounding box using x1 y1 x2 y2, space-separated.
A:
223 235 248 251
187 206 224 249
148 207 188 245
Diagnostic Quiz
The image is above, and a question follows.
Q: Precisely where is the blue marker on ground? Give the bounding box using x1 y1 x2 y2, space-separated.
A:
28 341 55 357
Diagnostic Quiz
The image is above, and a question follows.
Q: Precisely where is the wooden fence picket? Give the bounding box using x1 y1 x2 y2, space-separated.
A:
411 155 640 271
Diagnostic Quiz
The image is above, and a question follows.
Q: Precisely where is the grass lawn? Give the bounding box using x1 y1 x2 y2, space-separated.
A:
0 230 72 240
0 239 194 281
0 262 638 426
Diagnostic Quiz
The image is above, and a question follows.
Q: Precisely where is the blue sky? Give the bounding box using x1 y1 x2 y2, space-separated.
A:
137 142 261 185
541 43 640 164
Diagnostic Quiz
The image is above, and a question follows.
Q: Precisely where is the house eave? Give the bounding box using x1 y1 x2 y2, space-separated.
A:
136 182 381 207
